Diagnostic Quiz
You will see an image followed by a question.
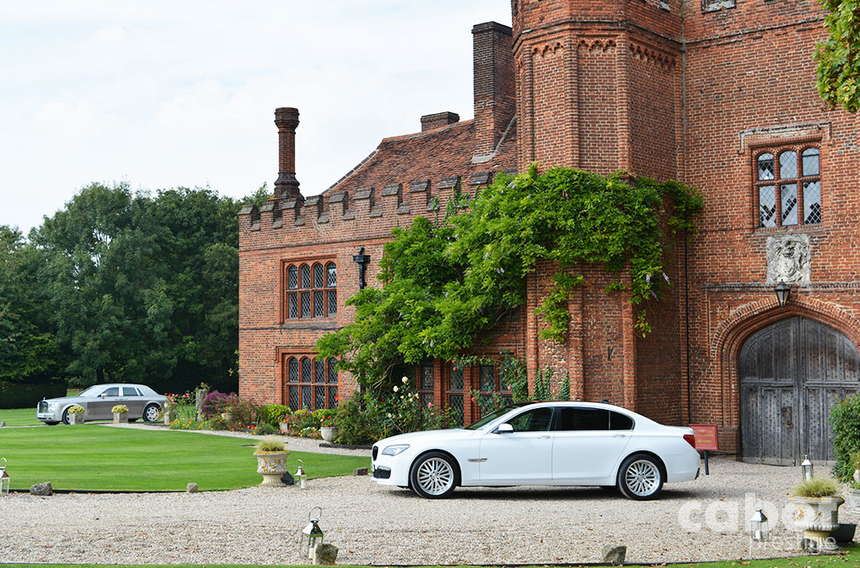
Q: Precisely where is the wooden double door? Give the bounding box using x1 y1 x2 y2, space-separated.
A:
740 316 860 465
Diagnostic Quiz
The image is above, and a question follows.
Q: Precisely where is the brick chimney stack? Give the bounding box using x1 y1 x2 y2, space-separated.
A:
472 22 515 161
274 107 300 199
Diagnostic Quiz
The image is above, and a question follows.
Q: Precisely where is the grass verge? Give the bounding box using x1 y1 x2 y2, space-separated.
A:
0 407 44 426
0 423 368 491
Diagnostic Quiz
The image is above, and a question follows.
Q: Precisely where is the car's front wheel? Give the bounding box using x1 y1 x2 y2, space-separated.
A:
409 452 457 499
61 408 72 425
143 403 161 423
617 453 664 500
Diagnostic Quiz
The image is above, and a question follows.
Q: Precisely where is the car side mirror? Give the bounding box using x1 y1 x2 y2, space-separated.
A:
98 394 106 398
495 423 514 434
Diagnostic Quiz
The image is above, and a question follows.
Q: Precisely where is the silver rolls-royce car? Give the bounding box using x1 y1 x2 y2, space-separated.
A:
36 383 166 425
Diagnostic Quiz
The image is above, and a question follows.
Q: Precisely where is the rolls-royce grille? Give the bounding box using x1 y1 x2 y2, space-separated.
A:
38 401 48 413
372 445 378 460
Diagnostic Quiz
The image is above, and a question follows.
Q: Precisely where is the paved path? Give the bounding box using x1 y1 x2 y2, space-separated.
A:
101 422 371 457
3 457 856 565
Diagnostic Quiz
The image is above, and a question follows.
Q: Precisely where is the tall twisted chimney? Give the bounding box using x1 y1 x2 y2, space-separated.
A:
274 107 300 199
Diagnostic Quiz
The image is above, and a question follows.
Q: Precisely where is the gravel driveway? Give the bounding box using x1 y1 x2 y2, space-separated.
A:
2 457 856 565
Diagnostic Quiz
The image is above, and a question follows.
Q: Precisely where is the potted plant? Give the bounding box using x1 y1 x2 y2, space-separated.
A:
111 404 129 424
254 438 288 487
279 414 292 435
788 478 844 551
317 409 338 443
67 405 85 425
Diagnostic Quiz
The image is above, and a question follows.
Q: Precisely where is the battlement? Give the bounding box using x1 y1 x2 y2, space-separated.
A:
238 168 515 248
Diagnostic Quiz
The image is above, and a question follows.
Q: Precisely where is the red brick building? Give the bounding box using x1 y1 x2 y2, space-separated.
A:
239 0 860 464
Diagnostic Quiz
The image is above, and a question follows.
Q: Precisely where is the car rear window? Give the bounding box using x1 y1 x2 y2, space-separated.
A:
610 411 634 430
553 408 609 431
123 387 140 396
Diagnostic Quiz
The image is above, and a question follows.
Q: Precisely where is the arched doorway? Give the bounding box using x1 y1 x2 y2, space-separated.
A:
740 316 860 464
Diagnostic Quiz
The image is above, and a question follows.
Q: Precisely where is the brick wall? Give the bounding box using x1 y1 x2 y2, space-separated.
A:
239 0 860 457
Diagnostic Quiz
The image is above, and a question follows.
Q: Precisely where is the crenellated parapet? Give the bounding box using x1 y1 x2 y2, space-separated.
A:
238 171 503 247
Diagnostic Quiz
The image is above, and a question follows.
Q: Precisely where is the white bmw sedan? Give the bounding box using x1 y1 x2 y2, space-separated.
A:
371 401 700 500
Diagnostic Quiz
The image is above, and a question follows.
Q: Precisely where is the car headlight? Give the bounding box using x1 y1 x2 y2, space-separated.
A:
381 444 410 456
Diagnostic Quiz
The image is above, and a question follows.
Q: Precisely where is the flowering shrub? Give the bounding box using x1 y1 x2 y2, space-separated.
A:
314 408 337 428
111 404 129 414
67 405 85 415
201 391 236 418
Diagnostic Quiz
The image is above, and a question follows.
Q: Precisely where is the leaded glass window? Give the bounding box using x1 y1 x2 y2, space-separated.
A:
284 260 337 320
754 146 821 228
418 364 434 407
284 355 338 411
446 365 465 427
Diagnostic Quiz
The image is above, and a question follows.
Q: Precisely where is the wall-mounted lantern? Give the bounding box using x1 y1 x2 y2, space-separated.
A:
774 280 791 307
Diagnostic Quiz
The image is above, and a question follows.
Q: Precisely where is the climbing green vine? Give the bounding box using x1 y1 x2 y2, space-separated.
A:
317 166 702 387
816 0 860 112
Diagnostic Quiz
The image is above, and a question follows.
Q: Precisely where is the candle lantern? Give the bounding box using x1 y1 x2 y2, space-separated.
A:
0 458 9 496
300 506 325 559
749 508 769 542
295 459 307 490
801 455 814 481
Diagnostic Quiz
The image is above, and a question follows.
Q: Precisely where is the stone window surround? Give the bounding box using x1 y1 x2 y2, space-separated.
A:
752 142 822 229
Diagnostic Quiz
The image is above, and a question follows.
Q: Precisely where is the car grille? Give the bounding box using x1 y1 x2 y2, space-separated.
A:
372 445 378 460
372 467 391 479
38 401 48 413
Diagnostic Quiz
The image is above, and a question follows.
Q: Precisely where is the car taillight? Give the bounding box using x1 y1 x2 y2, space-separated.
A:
683 434 696 448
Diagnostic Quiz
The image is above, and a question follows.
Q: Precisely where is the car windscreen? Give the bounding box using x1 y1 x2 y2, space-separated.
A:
464 403 530 430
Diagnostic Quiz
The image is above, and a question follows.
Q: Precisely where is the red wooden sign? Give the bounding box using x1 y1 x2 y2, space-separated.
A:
690 423 719 451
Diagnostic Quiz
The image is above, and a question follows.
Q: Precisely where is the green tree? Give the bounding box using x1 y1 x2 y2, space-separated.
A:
816 0 860 112
0 226 64 384
31 183 248 392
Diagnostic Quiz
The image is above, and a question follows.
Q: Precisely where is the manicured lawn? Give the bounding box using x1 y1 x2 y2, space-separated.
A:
0 406 43 426
2 546 857 567
0 424 368 491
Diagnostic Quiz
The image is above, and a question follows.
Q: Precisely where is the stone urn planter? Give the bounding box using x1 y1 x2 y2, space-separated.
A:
789 495 845 551
68 413 85 425
320 426 337 443
254 438 288 487
112 404 129 424
847 487 860 510
278 421 290 435
255 451 288 487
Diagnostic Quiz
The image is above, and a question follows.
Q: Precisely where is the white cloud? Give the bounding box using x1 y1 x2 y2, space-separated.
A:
0 0 511 232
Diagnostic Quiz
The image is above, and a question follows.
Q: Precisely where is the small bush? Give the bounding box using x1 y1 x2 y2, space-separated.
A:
290 408 320 432
201 391 235 418
313 408 337 428
169 417 204 430
255 438 286 453
67 405 85 415
792 478 841 498
259 403 290 427
111 404 129 414
255 422 279 436
831 394 860 481
852 452 860 473
333 395 383 445
222 398 261 432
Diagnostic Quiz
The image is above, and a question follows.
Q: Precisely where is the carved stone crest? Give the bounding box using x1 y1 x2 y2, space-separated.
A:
766 234 811 286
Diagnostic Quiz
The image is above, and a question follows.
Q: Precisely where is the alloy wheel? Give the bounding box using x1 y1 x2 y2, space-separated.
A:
624 459 660 497
415 457 454 496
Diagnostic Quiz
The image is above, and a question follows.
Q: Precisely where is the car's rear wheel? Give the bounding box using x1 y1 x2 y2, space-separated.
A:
409 452 457 499
143 403 161 423
617 454 664 500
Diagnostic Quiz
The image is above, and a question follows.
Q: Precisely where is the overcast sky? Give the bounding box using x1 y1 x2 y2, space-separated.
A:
0 1 511 232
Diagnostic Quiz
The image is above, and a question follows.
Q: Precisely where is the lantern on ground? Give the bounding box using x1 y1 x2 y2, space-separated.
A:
801 455 814 481
0 458 9 497
295 459 307 489
749 508 769 542
300 506 325 559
